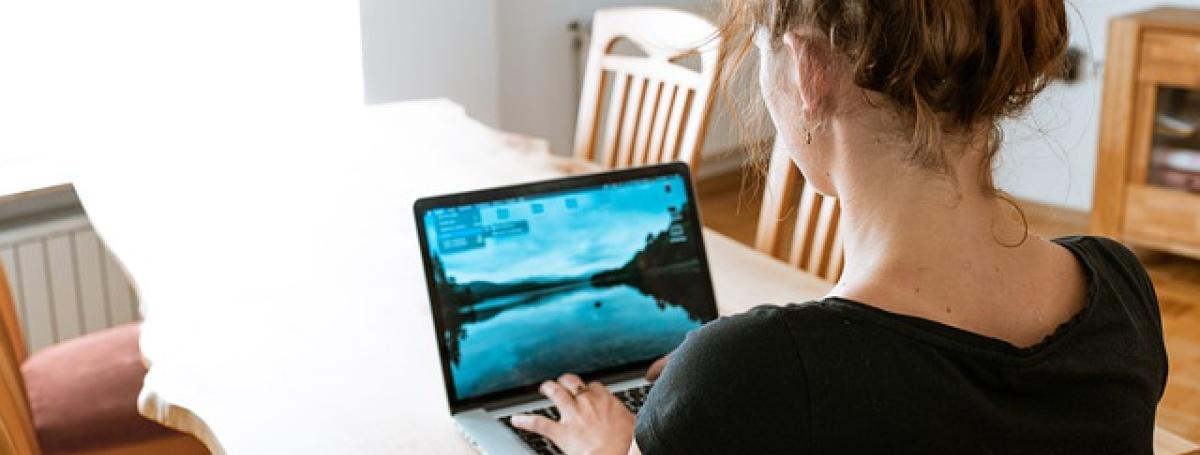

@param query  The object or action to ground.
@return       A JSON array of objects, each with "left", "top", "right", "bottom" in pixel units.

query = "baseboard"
[
  {"left": 697, "top": 138, "right": 777, "bottom": 181},
  {"left": 1013, "top": 198, "right": 1090, "bottom": 238},
  {"left": 696, "top": 148, "right": 747, "bottom": 180}
]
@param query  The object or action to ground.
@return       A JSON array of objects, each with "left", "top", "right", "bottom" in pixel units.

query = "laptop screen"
[{"left": 416, "top": 165, "right": 717, "bottom": 407}]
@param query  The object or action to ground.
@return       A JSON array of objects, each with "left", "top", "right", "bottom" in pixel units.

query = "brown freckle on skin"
[
  {"left": 945, "top": 306, "right": 952, "bottom": 313},
  {"left": 915, "top": 287, "right": 920, "bottom": 294}
]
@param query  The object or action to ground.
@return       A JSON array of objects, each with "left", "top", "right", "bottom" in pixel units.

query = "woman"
[{"left": 512, "top": 1, "right": 1167, "bottom": 453}]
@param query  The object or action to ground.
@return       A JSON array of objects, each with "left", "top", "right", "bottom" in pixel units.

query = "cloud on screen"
[{"left": 428, "top": 176, "right": 687, "bottom": 284}]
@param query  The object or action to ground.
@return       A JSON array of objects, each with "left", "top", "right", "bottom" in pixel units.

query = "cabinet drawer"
[
  {"left": 1122, "top": 185, "right": 1200, "bottom": 259},
  {"left": 1139, "top": 32, "right": 1200, "bottom": 86},
  {"left": 1144, "top": 31, "right": 1200, "bottom": 66}
]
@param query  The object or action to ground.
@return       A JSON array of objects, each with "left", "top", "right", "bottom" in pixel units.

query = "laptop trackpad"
[{"left": 455, "top": 409, "right": 533, "bottom": 454}]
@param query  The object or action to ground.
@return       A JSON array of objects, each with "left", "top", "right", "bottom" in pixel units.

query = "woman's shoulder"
[
  {"left": 676, "top": 305, "right": 800, "bottom": 363},
  {"left": 636, "top": 304, "right": 821, "bottom": 452},
  {"left": 1054, "top": 235, "right": 1141, "bottom": 266},
  {"left": 637, "top": 303, "right": 873, "bottom": 452},
  {"left": 1053, "top": 235, "right": 1157, "bottom": 308},
  {"left": 687, "top": 304, "right": 836, "bottom": 350},
  {"left": 705, "top": 302, "right": 843, "bottom": 327},
  {"left": 673, "top": 303, "right": 853, "bottom": 370},
  {"left": 1053, "top": 235, "right": 1144, "bottom": 274}
]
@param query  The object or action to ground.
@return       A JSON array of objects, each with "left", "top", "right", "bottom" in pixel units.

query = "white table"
[{"left": 71, "top": 100, "right": 831, "bottom": 454}]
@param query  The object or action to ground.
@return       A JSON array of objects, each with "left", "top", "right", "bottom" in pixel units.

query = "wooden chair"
[
  {"left": 754, "top": 142, "right": 845, "bottom": 282},
  {"left": 0, "top": 262, "right": 208, "bottom": 455},
  {"left": 572, "top": 7, "right": 722, "bottom": 171}
]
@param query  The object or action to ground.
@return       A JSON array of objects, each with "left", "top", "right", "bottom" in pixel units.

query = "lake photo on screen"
[{"left": 422, "top": 174, "right": 712, "bottom": 400}]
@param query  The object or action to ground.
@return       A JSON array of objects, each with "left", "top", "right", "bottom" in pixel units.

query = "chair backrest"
[
  {"left": 754, "top": 142, "right": 845, "bottom": 282},
  {"left": 0, "top": 262, "right": 39, "bottom": 455},
  {"left": 572, "top": 7, "right": 721, "bottom": 171}
]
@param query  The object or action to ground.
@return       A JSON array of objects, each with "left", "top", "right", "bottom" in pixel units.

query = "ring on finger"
[{"left": 568, "top": 383, "right": 588, "bottom": 398}]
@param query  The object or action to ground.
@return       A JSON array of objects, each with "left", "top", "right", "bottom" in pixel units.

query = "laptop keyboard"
[{"left": 498, "top": 383, "right": 653, "bottom": 455}]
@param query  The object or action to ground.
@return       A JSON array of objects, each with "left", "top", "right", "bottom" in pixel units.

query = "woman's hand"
[{"left": 510, "top": 373, "right": 634, "bottom": 455}]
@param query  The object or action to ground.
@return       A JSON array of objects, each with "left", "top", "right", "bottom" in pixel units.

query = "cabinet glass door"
[{"left": 1150, "top": 87, "right": 1200, "bottom": 192}]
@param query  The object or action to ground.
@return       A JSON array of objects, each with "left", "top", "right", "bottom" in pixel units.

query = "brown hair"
[{"left": 719, "top": 0, "right": 1070, "bottom": 194}]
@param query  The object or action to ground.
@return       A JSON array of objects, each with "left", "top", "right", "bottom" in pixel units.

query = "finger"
[
  {"left": 557, "top": 373, "right": 586, "bottom": 396},
  {"left": 585, "top": 380, "right": 611, "bottom": 398},
  {"left": 646, "top": 354, "right": 671, "bottom": 382},
  {"left": 538, "top": 380, "right": 579, "bottom": 416},
  {"left": 510, "top": 414, "right": 561, "bottom": 440},
  {"left": 557, "top": 373, "right": 592, "bottom": 411},
  {"left": 585, "top": 382, "right": 634, "bottom": 416}
]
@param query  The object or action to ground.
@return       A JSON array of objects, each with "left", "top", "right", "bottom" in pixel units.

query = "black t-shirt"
[{"left": 635, "top": 236, "right": 1168, "bottom": 454}]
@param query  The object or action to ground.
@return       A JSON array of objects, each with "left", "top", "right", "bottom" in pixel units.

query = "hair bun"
[{"left": 721, "top": 0, "right": 1069, "bottom": 189}]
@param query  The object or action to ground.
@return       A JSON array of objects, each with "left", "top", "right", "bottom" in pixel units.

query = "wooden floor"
[{"left": 696, "top": 169, "right": 1200, "bottom": 443}]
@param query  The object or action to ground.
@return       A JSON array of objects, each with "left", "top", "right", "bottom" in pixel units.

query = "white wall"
[
  {"left": 359, "top": 0, "right": 501, "bottom": 125},
  {"left": 359, "top": 0, "right": 1200, "bottom": 210},
  {"left": 493, "top": 1, "right": 581, "bottom": 156},
  {"left": 997, "top": 0, "right": 1200, "bottom": 211}
]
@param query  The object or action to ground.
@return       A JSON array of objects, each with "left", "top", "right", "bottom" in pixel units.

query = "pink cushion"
[{"left": 21, "top": 322, "right": 183, "bottom": 455}]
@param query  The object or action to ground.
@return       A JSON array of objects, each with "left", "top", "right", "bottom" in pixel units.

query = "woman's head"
[{"left": 723, "top": 0, "right": 1069, "bottom": 197}]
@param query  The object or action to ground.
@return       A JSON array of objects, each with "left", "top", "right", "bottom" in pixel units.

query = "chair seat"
[{"left": 21, "top": 322, "right": 187, "bottom": 455}]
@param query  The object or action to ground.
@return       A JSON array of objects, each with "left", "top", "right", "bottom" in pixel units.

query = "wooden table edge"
[{"left": 138, "top": 353, "right": 228, "bottom": 455}]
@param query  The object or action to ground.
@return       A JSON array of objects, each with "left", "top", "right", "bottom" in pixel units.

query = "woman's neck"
[{"left": 822, "top": 117, "right": 1036, "bottom": 321}]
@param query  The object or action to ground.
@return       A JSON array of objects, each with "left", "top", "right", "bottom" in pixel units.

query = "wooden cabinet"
[{"left": 1093, "top": 8, "right": 1200, "bottom": 259}]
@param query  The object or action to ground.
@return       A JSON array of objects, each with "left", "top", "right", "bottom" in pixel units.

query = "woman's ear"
[{"left": 781, "top": 31, "right": 831, "bottom": 121}]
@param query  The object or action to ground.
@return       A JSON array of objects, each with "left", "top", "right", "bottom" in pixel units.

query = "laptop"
[{"left": 413, "top": 162, "right": 719, "bottom": 455}]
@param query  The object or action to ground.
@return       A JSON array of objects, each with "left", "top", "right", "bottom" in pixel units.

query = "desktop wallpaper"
[{"left": 423, "top": 174, "right": 711, "bottom": 400}]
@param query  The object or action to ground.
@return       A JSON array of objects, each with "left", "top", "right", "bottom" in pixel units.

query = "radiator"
[{"left": 0, "top": 187, "right": 138, "bottom": 354}]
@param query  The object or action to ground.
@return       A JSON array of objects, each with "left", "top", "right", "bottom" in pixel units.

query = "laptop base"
[{"left": 453, "top": 377, "right": 647, "bottom": 454}]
